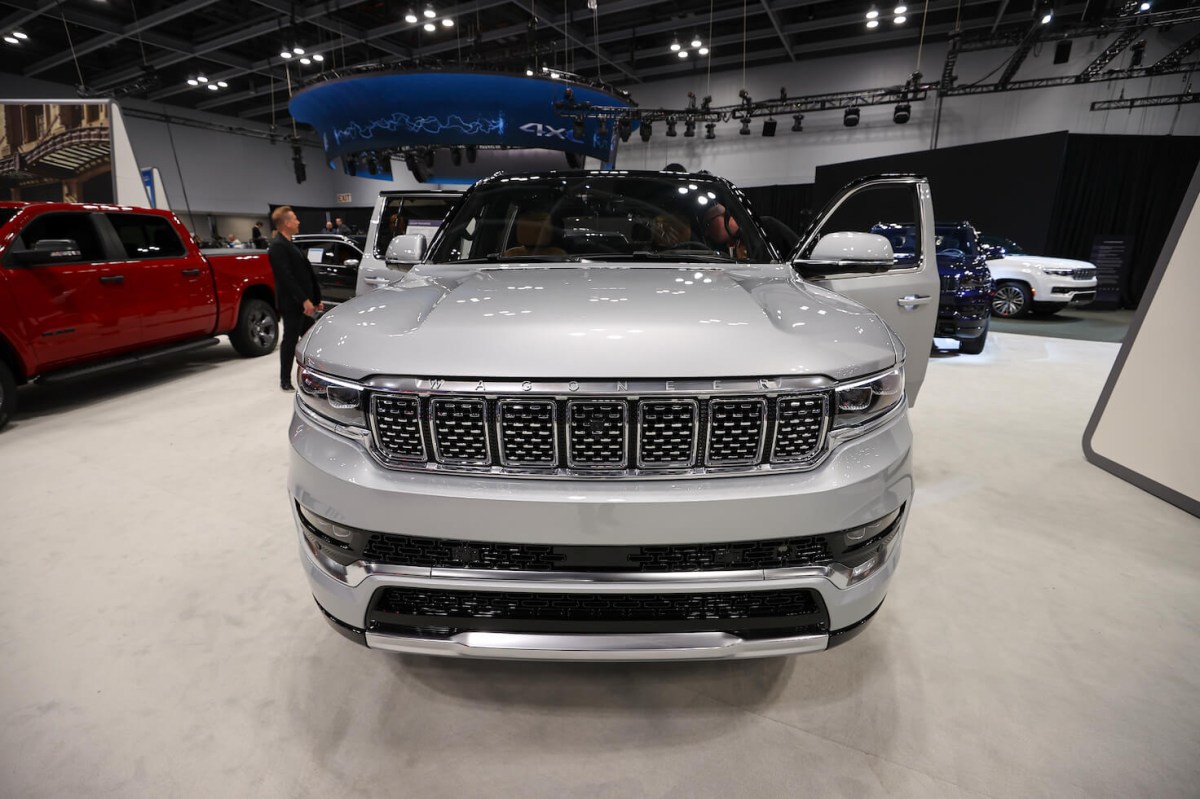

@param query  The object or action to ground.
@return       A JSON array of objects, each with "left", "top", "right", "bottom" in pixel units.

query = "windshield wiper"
[{"left": 450, "top": 255, "right": 581, "bottom": 264}]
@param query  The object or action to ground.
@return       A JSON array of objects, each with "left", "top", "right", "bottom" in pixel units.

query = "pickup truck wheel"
[
  {"left": 0, "top": 360, "right": 16, "bottom": 430},
  {"left": 959, "top": 320, "right": 989, "bottom": 355},
  {"left": 230, "top": 298, "right": 279, "bottom": 357},
  {"left": 992, "top": 282, "right": 1031, "bottom": 318}
]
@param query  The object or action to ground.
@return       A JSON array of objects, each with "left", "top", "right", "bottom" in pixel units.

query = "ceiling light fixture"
[
  {"left": 196, "top": 75, "right": 208, "bottom": 83},
  {"left": 405, "top": 9, "right": 418, "bottom": 23},
  {"left": 280, "top": 50, "right": 292, "bottom": 58},
  {"left": 894, "top": 15, "right": 907, "bottom": 24},
  {"left": 525, "top": 68, "right": 534, "bottom": 76},
  {"left": 670, "top": 36, "right": 681, "bottom": 52},
  {"left": 739, "top": 115, "right": 751, "bottom": 135},
  {"left": 300, "top": 57, "right": 311, "bottom": 64},
  {"left": 867, "top": 19, "right": 879, "bottom": 28},
  {"left": 187, "top": 78, "right": 199, "bottom": 86},
  {"left": 704, "top": 122, "right": 716, "bottom": 139},
  {"left": 866, "top": 8, "right": 879, "bottom": 19},
  {"left": 791, "top": 114, "right": 804, "bottom": 132},
  {"left": 698, "top": 46, "right": 709, "bottom": 55},
  {"left": 423, "top": 22, "right": 436, "bottom": 31},
  {"left": 894, "top": 5, "right": 907, "bottom": 13},
  {"left": 312, "top": 53, "right": 324, "bottom": 62},
  {"left": 441, "top": 18, "right": 454, "bottom": 27},
  {"left": 423, "top": 5, "right": 436, "bottom": 18},
  {"left": 893, "top": 103, "right": 911, "bottom": 123},
  {"left": 13, "top": 31, "right": 28, "bottom": 39},
  {"left": 3, "top": 36, "right": 17, "bottom": 45},
  {"left": 216, "top": 80, "right": 228, "bottom": 88},
  {"left": 844, "top": 107, "right": 860, "bottom": 127},
  {"left": 691, "top": 35, "right": 702, "bottom": 48},
  {"left": 677, "top": 50, "right": 688, "bottom": 58},
  {"left": 1139, "top": 1, "right": 1151, "bottom": 9},
  {"left": 207, "top": 84, "right": 219, "bottom": 91},
  {"left": 293, "top": 46, "right": 304, "bottom": 55}
]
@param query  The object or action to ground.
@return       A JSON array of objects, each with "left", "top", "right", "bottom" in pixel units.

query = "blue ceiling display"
[{"left": 288, "top": 70, "right": 635, "bottom": 180}]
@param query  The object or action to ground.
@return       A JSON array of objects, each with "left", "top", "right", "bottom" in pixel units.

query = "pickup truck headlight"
[
  {"left": 832, "top": 367, "right": 904, "bottom": 430},
  {"left": 1039, "top": 266, "right": 1076, "bottom": 276},
  {"left": 297, "top": 366, "right": 367, "bottom": 429}
]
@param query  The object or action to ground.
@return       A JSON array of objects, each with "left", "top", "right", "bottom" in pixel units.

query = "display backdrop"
[
  {"left": 289, "top": 71, "right": 633, "bottom": 179},
  {"left": 0, "top": 100, "right": 114, "bottom": 202}
]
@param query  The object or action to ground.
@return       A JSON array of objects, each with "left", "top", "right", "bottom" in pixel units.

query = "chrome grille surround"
[{"left": 363, "top": 376, "right": 843, "bottom": 479}]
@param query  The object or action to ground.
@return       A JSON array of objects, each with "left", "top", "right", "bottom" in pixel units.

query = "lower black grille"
[
  {"left": 368, "top": 586, "right": 828, "bottom": 634},
  {"left": 360, "top": 531, "right": 834, "bottom": 572}
]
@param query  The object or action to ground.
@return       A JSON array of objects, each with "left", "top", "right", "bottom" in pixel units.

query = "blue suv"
[{"left": 872, "top": 222, "right": 994, "bottom": 355}]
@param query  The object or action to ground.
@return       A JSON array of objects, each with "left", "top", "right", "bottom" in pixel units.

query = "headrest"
[{"left": 516, "top": 212, "right": 555, "bottom": 247}]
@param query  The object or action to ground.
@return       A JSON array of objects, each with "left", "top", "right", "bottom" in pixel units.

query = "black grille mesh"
[
  {"left": 638, "top": 401, "right": 697, "bottom": 466},
  {"left": 431, "top": 399, "right": 490, "bottom": 464},
  {"left": 772, "top": 396, "right": 825, "bottom": 462},
  {"left": 372, "top": 396, "right": 425, "bottom": 460},
  {"left": 372, "top": 586, "right": 822, "bottom": 622},
  {"left": 360, "top": 532, "right": 834, "bottom": 572},
  {"left": 707, "top": 398, "right": 767, "bottom": 464},
  {"left": 568, "top": 401, "right": 627, "bottom": 467},
  {"left": 498, "top": 400, "right": 557, "bottom": 466}
]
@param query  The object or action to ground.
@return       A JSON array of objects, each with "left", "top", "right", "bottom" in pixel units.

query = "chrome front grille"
[
  {"left": 368, "top": 381, "right": 831, "bottom": 477},
  {"left": 1073, "top": 267, "right": 1097, "bottom": 280}
]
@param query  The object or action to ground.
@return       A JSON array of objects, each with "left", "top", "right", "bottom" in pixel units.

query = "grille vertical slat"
[
  {"left": 771, "top": 396, "right": 826, "bottom": 463},
  {"left": 497, "top": 400, "right": 558, "bottom": 467},
  {"left": 372, "top": 396, "right": 426, "bottom": 460},
  {"left": 567, "top": 401, "right": 628, "bottom": 468},
  {"left": 431, "top": 398, "right": 491, "bottom": 465},
  {"left": 638, "top": 400, "right": 698, "bottom": 467},
  {"left": 706, "top": 398, "right": 767, "bottom": 466}
]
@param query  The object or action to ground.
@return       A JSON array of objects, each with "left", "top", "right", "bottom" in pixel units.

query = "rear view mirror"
[
  {"left": 795, "top": 232, "right": 894, "bottom": 278},
  {"left": 343, "top": 258, "right": 360, "bottom": 268},
  {"left": 385, "top": 234, "right": 426, "bottom": 265},
  {"left": 12, "top": 239, "right": 82, "bottom": 266}
]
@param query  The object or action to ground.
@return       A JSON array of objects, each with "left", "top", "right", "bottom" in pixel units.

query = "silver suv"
[{"left": 288, "top": 170, "right": 938, "bottom": 660}]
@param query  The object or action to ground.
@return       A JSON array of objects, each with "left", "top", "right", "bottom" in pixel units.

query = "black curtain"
[
  {"left": 740, "top": 183, "right": 816, "bottom": 234},
  {"left": 1046, "top": 134, "right": 1200, "bottom": 308}
]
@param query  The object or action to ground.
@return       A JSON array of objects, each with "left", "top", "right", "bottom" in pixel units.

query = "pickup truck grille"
[{"left": 369, "top": 385, "right": 830, "bottom": 477}]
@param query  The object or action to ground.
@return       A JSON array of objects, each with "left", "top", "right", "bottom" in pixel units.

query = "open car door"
[{"left": 789, "top": 175, "right": 939, "bottom": 404}]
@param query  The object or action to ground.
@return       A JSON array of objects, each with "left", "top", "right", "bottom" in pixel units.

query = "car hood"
[
  {"left": 993, "top": 254, "right": 1095, "bottom": 271},
  {"left": 300, "top": 264, "right": 898, "bottom": 380}
]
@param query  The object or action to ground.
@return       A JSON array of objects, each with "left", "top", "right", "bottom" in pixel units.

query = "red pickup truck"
[{"left": 0, "top": 201, "right": 278, "bottom": 429}]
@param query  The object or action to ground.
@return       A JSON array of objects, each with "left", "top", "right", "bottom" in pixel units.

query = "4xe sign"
[{"left": 519, "top": 122, "right": 573, "bottom": 141}]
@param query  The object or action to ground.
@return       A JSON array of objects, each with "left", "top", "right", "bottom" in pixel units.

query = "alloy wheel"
[{"left": 993, "top": 286, "right": 1025, "bottom": 318}]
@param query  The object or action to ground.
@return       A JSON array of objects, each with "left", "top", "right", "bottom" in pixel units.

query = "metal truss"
[
  {"left": 942, "top": 62, "right": 1198, "bottom": 96},
  {"left": 1091, "top": 92, "right": 1198, "bottom": 111}
]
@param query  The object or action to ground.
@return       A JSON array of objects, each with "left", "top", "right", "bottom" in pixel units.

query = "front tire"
[
  {"left": 230, "top": 298, "right": 279, "bottom": 357},
  {"left": 992, "top": 282, "right": 1032, "bottom": 318},
  {"left": 959, "top": 320, "right": 989, "bottom": 355},
  {"left": 0, "top": 360, "right": 17, "bottom": 431}
]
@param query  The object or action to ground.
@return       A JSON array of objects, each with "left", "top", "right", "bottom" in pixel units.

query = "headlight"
[
  {"left": 832, "top": 367, "right": 904, "bottom": 430},
  {"left": 297, "top": 366, "right": 367, "bottom": 429},
  {"left": 1039, "top": 266, "right": 1075, "bottom": 276}
]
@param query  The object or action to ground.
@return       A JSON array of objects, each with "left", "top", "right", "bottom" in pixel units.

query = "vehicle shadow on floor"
[{"left": 10, "top": 343, "right": 244, "bottom": 424}]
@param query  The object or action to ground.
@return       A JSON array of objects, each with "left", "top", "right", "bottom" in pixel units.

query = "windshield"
[
  {"left": 980, "top": 235, "right": 1026, "bottom": 255},
  {"left": 427, "top": 173, "right": 773, "bottom": 264}
]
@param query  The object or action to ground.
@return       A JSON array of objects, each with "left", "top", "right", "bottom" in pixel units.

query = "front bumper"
[{"left": 290, "top": 401, "right": 912, "bottom": 660}]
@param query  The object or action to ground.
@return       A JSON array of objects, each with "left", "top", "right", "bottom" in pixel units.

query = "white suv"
[{"left": 980, "top": 235, "right": 1098, "bottom": 318}]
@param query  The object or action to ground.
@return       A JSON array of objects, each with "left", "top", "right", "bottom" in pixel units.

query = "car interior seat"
[{"left": 503, "top": 211, "right": 567, "bottom": 257}]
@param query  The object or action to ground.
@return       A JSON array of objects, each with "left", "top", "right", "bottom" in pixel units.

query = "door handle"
[
  {"left": 181, "top": 268, "right": 202, "bottom": 276},
  {"left": 897, "top": 294, "right": 931, "bottom": 308},
  {"left": 365, "top": 276, "right": 390, "bottom": 286},
  {"left": 99, "top": 275, "right": 125, "bottom": 284}
]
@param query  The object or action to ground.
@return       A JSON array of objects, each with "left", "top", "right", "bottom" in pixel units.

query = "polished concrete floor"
[{"left": 1, "top": 332, "right": 1197, "bottom": 799}]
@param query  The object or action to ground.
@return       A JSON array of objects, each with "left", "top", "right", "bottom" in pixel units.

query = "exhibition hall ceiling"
[{"left": 0, "top": 0, "right": 1195, "bottom": 123}]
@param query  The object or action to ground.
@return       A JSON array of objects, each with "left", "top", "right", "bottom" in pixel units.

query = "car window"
[
  {"left": 374, "top": 196, "right": 458, "bottom": 259},
  {"left": 0, "top": 209, "right": 16, "bottom": 229},
  {"left": 816, "top": 184, "right": 923, "bottom": 270},
  {"left": 106, "top": 213, "right": 187, "bottom": 259},
  {"left": 427, "top": 175, "right": 772, "bottom": 264},
  {"left": 15, "top": 212, "right": 107, "bottom": 263}
]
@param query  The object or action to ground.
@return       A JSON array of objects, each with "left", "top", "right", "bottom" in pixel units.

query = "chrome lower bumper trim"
[{"left": 363, "top": 629, "right": 829, "bottom": 661}]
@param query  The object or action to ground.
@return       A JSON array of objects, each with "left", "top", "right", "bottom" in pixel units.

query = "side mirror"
[
  {"left": 794, "top": 232, "right": 894, "bottom": 278},
  {"left": 11, "top": 239, "right": 83, "bottom": 266},
  {"left": 343, "top": 258, "right": 360, "bottom": 268},
  {"left": 385, "top": 233, "right": 426, "bottom": 265}
]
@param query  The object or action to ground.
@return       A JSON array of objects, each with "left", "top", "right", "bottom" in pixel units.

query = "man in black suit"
[
  {"left": 251, "top": 221, "right": 267, "bottom": 249},
  {"left": 268, "top": 206, "right": 324, "bottom": 391}
]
